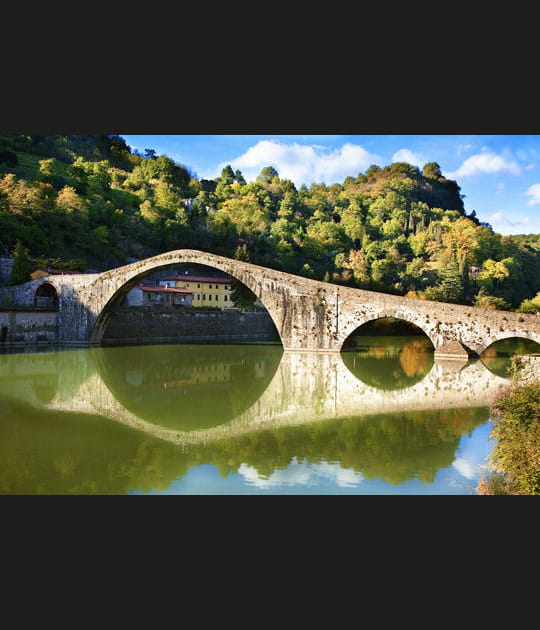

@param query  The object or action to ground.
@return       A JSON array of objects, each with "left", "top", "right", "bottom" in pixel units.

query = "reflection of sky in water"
[{"left": 137, "top": 420, "right": 495, "bottom": 495}]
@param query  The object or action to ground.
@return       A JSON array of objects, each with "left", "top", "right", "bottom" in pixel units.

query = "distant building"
[
  {"left": 470, "top": 266, "right": 482, "bottom": 279},
  {"left": 125, "top": 284, "right": 193, "bottom": 308},
  {"left": 159, "top": 273, "right": 235, "bottom": 309},
  {"left": 30, "top": 268, "right": 82, "bottom": 280}
]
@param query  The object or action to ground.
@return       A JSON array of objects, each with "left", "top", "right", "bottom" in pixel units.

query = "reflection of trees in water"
[
  {"left": 342, "top": 336, "right": 434, "bottom": 390},
  {"left": 399, "top": 339, "right": 434, "bottom": 378},
  {"left": 481, "top": 338, "right": 540, "bottom": 378},
  {"left": 196, "top": 406, "right": 488, "bottom": 485},
  {"left": 0, "top": 396, "right": 489, "bottom": 493},
  {"left": 0, "top": 399, "right": 194, "bottom": 495}
]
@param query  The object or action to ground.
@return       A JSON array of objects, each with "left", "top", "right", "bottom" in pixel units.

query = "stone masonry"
[{"left": 0, "top": 249, "right": 539, "bottom": 355}]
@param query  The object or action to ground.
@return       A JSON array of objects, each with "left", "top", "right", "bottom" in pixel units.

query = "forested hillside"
[{"left": 1, "top": 134, "right": 540, "bottom": 311}]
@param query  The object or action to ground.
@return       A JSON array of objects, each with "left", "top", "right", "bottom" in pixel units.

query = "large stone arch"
[{"left": 84, "top": 250, "right": 286, "bottom": 345}]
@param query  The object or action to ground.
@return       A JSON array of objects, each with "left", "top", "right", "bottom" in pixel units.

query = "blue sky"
[{"left": 121, "top": 134, "right": 540, "bottom": 236}]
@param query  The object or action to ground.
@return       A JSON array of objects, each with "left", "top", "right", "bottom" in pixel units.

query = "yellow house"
[{"left": 159, "top": 274, "right": 235, "bottom": 308}]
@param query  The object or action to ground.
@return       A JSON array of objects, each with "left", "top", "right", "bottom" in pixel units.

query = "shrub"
[{"left": 481, "top": 381, "right": 540, "bottom": 494}]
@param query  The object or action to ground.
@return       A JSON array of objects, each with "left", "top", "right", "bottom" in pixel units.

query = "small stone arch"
[
  {"left": 479, "top": 332, "right": 540, "bottom": 357},
  {"left": 339, "top": 312, "right": 436, "bottom": 352},
  {"left": 34, "top": 282, "right": 59, "bottom": 310}
]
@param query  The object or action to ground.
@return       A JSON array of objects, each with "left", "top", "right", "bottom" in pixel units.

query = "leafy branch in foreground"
[{"left": 477, "top": 366, "right": 540, "bottom": 495}]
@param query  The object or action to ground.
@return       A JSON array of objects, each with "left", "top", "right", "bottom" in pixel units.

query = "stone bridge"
[{"left": 2, "top": 248, "right": 540, "bottom": 356}]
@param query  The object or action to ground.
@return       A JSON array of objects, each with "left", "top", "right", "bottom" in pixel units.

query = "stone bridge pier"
[{"left": 1, "top": 249, "right": 540, "bottom": 355}]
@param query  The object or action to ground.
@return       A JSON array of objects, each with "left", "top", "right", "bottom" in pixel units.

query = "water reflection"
[
  {"left": 93, "top": 345, "right": 283, "bottom": 430},
  {"left": 342, "top": 336, "right": 434, "bottom": 389},
  {"left": 480, "top": 337, "right": 540, "bottom": 377},
  {"left": 0, "top": 341, "right": 511, "bottom": 494}
]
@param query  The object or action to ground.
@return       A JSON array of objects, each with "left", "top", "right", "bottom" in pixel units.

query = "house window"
[
  {"left": 197, "top": 294, "right": 200, "bottom": 300},
  {"left": 224, "top": 295, "right": 228, "bottom": 301},
  {"left": 203, "top": 294, "right": 206, "bottom": 300},
  {"left": 209, "top": 284, "right": 212, "bottom": 289},
  {"left": 197, "top": 283, "right": 200, "bottom": 288}
]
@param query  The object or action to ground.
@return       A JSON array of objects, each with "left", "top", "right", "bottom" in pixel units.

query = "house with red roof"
[{"left": 125, "top": 283, "right": 193, "bottom": 309}]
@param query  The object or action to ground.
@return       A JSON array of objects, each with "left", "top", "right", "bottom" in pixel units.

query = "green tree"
[
  {"left": 230, "top": 245, "right": 257, "bottom": 308},
  {"left": 422, "top": 162, "right": 442, "bottom": 179},
  {"left": 234, "top": 169, "right": 246, "bottom": 185},
  {"left": 473, "top": 289, "right": 511, "bottom": 310},
  {"left": 257, "top": 166, "right": 279, "bottom": 183},
  {"left": 9, "top": 239, "right": 33, "bottom": 285},
  {"left": 430, "top": 257, "right": 464, "bottom": 303},
  {"left": 517, "top": 291, "right": 540, "bottom": 313}
]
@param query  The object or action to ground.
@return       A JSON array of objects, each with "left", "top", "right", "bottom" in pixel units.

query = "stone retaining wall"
[
  {"left": 0, "top": 310, "right": 58, "bottom": 345},
  {"left": 101, "top": 308, "right": 279, "bottom": 345}
]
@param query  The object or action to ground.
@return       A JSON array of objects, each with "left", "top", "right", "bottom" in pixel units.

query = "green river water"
[{"left": 1, "top": 336, "right": 537, "bottom": 494}]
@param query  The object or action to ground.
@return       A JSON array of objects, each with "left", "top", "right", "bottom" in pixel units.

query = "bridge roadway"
[
  {"left": 0, "top": 350, "right": 510, "bottom": 448},
  {"left": 2, "top": 249, "right": 540, "bottom": 355}
]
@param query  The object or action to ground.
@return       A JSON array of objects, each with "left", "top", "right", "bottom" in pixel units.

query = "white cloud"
[
  {"left": 525, "top": 183, "right": 540, "bottom": 206},
  {"left": 487, "top": 211, "right": 522, "bottom": 226},
  {"left": 452, "top": 456, "right": 479, "bottom": 480},
  {"left": 216, "top": 140, "right": 382, "bottom": 187},
  {"left": 391, "top": 148, "right": 424, "bottom": 167},
  {"left": 447, "top": 151, "right": 522, "bottom": 178},
  {"left": 237, "top": 458, "right": 364, "bottom": 489},
  {"left": 494, "top": 183, "right": 505, "bottom": 195},
  {"left": 457, "top": 143, "right": 473, "bottom": 157},
  {"left": 486, "top": 212, "right": 540, "bottom": 234}
]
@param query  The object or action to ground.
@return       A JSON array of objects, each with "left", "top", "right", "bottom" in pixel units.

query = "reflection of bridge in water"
[{"left": 0, "top": 347, "right": 510, "bottom": 448}]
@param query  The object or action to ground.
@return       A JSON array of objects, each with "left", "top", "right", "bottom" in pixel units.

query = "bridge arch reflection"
[
  {"left": 0, "top": 343, "right": 514, "bottom": 494},
  {"left": 0, "top": 342, "right": 509, "bottom": 447},
  {"left": 341, "top": 317, "right": 435, "bottom": 389},
  {"left": 480, "top": 337, "right": 540, "bottom": 378}
]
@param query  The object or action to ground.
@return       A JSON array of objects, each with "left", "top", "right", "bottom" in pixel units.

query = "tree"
[
  {"left": 517, "top": 291, "right": 540, "bottom": 313},
  {"left": 474, "top": 289, "right": 511, "bottom": 310},
  {"left": 257, "top": 166, "right": 279, "bottom": 183},
  {"left": 219, "top": 165, "right": 236, "bottom": 185},
  {"left": 431, "top": 257, "right": 464, "bottom": 303},
  {"left": 230, "top": 245, "right": 257, "bottom": 308},
  {"left": 9, "top": 240, "right": 33, "bottom": 285},
  {"left": 480, "top": 380, "right": 540, "bottom": 494},
  {"left": 342, "top": 249, "right": 370, "bottom": 287},
  {"left": 422, "top": 162, "right": 442, "bottom": 179},
  {"left": 234, "top": 169, "right": 246, "bottom": 186}
]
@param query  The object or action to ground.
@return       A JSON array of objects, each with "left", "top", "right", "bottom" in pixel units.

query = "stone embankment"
[
  {"left": 101, "top": 308, "right": 279, "bottom": 345},
  {"left": 0, "top": 306, "right": 279, "bottom": 347}
]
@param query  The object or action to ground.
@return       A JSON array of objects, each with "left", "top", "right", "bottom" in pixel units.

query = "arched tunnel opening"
[
  {"left": 99, "top": 263, "right": 281, "bottom": 347},
  {"left": 341, "top": 317, "right": 435, "bottom": 390},
  {"left": 480, "top": 337, "right": 540, "bottom": 378},
  {"left": 34, "top": 283, "right": 59, "bottom": 310}
]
